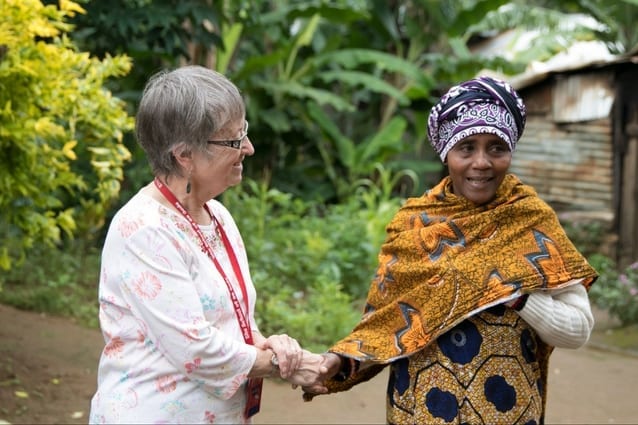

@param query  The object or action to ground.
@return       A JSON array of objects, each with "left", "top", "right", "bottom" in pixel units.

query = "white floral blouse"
[{"left": 89, "top": 191, "right": 258, "bottom": 424}]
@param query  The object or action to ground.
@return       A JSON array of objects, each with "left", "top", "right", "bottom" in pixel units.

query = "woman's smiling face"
[
  {"left": 445, "top": 133, "right": 512, "bottom": 205},
  {"left": 190, "top": 118, "right": 255, "bottom": 199}
]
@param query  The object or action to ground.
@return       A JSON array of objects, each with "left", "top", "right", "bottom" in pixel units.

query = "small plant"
[
  {"left": 221, "top": 178, "right": 405, "bottom": 349},
  {"left": 0, "top": 237, "right": 100, "bottom": 328},
  {"left": 560, "top": 218, "right": 608, "bottom": 257},
  {"left": 588, "top": 254, "right": 638, "bottom": 327}
]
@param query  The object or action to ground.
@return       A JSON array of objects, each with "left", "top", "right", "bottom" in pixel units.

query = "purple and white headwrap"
[{"left": 427, "top": 76, "right": 526, "bottom": 161}]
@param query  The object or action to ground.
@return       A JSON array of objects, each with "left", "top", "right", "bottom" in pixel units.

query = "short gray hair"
[{"left": 135, "top": 65, "right": 245, "bottom": 177}]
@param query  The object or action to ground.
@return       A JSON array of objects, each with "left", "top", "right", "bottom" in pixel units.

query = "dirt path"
[
  {"left": 1, "top": 303, "right": 637, "bottom": 424},
  {"left": 255, "top": 347, "right": 638, "bottom": 424}
]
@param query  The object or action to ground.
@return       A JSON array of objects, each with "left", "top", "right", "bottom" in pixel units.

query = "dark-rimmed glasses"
[{"left": 207, "top": 121, "right": 249, "bottom": 149}]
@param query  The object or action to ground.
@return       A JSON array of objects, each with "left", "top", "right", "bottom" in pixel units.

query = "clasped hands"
[
  {"left": 286, "top": 351, "right": 342, "bottom": 395},
  {"left": 259, "top": 334, "right": 340, "bottom": 394}
]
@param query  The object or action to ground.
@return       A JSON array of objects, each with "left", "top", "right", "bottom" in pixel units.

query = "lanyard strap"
[{"left": 154, "top": 178, "right": 253, "bottom": 344}]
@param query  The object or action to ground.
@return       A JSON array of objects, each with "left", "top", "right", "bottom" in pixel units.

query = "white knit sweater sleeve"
[{"left": 517, "top": 281, "right": 594, "bottom": 349}]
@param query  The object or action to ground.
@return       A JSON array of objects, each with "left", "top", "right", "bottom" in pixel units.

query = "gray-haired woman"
[{"left": 90, "top": 65, "right": 323, "bottom": 424}]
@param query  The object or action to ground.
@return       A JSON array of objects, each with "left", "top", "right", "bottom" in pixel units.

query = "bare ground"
[{"left": 1, "top": 303, "right": 637, "bottom": 424}]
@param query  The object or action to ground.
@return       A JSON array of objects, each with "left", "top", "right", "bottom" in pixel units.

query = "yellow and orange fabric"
[{"left": 312, "top": 174, "right": 597, "bottom": 397}]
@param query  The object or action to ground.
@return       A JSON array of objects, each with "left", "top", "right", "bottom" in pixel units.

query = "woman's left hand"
[{"left": 258, "top": 334, "right": 303, "bottom": 379}]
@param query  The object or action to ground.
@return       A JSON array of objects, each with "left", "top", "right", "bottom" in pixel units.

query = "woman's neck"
[{"left": 148, "top": 178, "right": 212, "bottom": 225}]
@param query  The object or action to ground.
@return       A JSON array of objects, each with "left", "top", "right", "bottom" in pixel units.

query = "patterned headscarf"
[{"left": 427, "top": 76, "right": 526, "bottom": 161}]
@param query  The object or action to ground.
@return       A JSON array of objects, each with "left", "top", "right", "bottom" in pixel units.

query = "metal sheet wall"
[{"left": 512, "top": 73, "right": 614, "bottom": 215}]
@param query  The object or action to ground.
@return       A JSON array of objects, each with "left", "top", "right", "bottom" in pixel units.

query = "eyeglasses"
[{"left": 207, "top": 121, "right": 249, "bottom": 149}]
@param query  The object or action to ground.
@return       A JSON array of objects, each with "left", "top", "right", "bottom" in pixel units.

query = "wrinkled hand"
[
  {"left": 256, "top": 334, "right": 302, "bottom": 379},
  {"left": 298, "top": 352, "right": 342, "bottom": 395},
  {"left": 285, "top": 350, "right": 330, "bottom": 388}
]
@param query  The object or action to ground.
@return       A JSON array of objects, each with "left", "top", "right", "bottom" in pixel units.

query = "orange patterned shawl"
[{"left": 315, "top": 174, "right": 597, "bottom": 396}]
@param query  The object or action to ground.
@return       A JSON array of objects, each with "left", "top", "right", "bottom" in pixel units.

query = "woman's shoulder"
[
  {"left": 206, "top": 199, "right": 243, "bottom": 239},
  {"left": 206, "top": 198, "right": 234, "bottom": 220},
  {"left": 112, "top": 190, "right": 162, "bottom": 220},
  {"left": 106, "top": 191, "right": 181, "bottom": 240}
]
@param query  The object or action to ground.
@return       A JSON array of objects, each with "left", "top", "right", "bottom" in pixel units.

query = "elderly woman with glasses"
[
  {"left": 89, "top": 65, "right": 324, "bottom": 424},
  {"left": 302, "top": 76, "right": 598, "bottom": 424}
]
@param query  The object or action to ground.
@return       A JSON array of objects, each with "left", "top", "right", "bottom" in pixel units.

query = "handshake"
[{"left": 276, "top": 350, "right": 342, "bottom": 396}]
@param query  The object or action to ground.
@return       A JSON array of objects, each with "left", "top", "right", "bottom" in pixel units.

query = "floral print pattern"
[{"left": 90, "top": 191, "right": 258, "bottom": 424}]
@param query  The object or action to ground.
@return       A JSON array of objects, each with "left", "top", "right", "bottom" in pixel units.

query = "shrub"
[
  {"left": 0, "top": 0, "right": 133, "bottom": 270},
  {"left": 0, "top": 238, "right": 100, "bottom": 328},
  {"left": 588, "top": 254, "right": 638, "bottom": 327},
  {"left": 1, "top": 176, "right": 404, "bottom": 352},
  {"left": 560, "top": 217, "right": 608, "bottom": 258},
  {"left": 222, "top": 178, "right": 404, "bottom": 350}
]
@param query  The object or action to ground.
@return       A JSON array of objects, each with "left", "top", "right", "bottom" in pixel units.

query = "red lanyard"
[{"left": 154, "top": 178, "right": 253, "bottom": 345}]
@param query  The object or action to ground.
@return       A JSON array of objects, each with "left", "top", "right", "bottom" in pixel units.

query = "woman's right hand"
[
  {"left": 295, "top": 352, "right": 342, "bottom": 395},
  {"left": 260, "top": 334, "right": 302, "bottom": 379},
  {"left": 285, "top": 350, "right": 330, "bottom": 388}
]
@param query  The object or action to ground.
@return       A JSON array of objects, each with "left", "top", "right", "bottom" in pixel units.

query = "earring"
[{"left": 186, "top": 178, "right": 191, "bottom": 194}]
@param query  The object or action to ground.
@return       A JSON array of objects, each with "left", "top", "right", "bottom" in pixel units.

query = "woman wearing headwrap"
[{"left": 301, "top": 76, "right": 597, "bottom": 424}]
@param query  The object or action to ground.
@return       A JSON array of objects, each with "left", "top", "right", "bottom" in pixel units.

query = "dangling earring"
[{"left": 186, "top": 169, "right": 192, "bottom": 194}]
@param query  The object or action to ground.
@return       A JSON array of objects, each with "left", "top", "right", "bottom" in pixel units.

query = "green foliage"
[
  {"left": 258, "top": 277, "right": 361, "bottom": 353},
  {"left": 64, "top": 0, "right": 223, "bottom": 61},
  {"left": 57, "top": 0, "right": 597, "bottom": 206},
  {"left": 470, "top": 2, "right": 599, "bottom": 64},
  {"left": 473, "top": 0, "right": 638, "bottom": 58},
  {"left": 0, "top": 176, "right": 404, "bottom": 352},
  {"left": 588, "top": 254, "right": 638, "bottom": 327},
  {"left": 7, "top": 0, "right": 636, "bottom": 346},
  {"left": 0, "top": 0, "right": 134, "bottom": 269},
  {"left": 230, "top": 2, "right": 438, "bottom": 202},
  {"left": 221, "top": 178, "right": 405, "bottom": 350},
  {"left": 0, "top": 240, "right": 100, "bottom": 328},
  {"left": 222, "top": 179, "right": 375, "bottom": 299},
  {"left": 59, "top": 0, "right": 226, "bottom": 99},
  {"left": 54, "top": 0, "right": 231, "bottom": 221},
  {"left": 229, "top": 0, "right": 621, "bottom": 203},
  {"left": 560, "top": 218, "right": 608, "bottom": 258},
  {"left": 560, "top": 217, "right": 638, "bottom": 326},
  {"left": 567, "top": 0, "right": 638, "bottom": 54}
]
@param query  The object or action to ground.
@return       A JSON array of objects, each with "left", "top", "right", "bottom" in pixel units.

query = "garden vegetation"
[{"left": 1, "top": 0, "right": 637, "bottom": 353}]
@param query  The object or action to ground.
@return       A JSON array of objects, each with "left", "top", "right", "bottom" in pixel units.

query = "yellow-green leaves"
[
  {"left": 0, "top": 0, "right": 133, "bottom": 270},
  {"left": 59, "top": 0, "right": 86, "bottom": 16},
  {"left": 62, "top": 140, "right": 77, "bottom": 160}
]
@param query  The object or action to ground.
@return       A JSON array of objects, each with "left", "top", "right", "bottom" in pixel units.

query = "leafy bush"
[
  {"left": 222, "top": 178, "right": 404, "bottom": 351},
  {"left": 0, "top": 239, "right": 100, "bottom": 328},
  {"left": 1, "top": 176, "right": 405, "bottom": 352},
  {"left": 0, "top": 0, "right": 134, "bottom": 270},
  {"left": 255, "top": 275, "right": 362, "bottom": 353},
  {"left": 588, "top": 254, "right": 638, "bottom": 327},
  {"left": 560, "top": 218, "right": 608, "bottom": 257}
]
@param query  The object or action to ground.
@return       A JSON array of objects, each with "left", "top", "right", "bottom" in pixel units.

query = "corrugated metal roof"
[
  {"left": 552, "top": 73, "right": 614, "bottom": 122},
  {"left": 472, "top": 31, "right": 638, "bottom": 89},
  {"left": 508, "top": 53, "right": 638, "bottom": 90}
]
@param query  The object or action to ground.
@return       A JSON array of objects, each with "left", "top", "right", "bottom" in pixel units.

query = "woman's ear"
[{"left": 171, "top": 143, "right": 192, "bottom": 167}]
